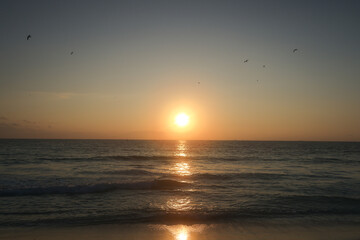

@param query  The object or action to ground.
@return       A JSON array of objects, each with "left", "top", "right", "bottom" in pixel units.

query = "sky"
[{"left": 0, "top": 0, "right": 359, "bottom": 141}]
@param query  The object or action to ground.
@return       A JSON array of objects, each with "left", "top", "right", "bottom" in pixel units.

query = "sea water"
[{"left": 0, "top": 140, "right": 359, "bottom": 227}]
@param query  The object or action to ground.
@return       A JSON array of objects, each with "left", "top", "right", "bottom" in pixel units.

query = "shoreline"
[{"left": 1, "top": 222, "right": 359, "bottom": 240}]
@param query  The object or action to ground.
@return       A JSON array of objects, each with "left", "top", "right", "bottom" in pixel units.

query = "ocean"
[{"left": 0, "top": 140, "right": 359, "bottom": 236}]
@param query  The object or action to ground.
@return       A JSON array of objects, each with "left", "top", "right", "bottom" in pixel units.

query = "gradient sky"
[{"left": 0, "top": 0, "right": 359, "bottom": 141}]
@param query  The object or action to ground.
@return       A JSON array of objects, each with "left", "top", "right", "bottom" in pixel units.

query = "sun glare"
[
  {"left": 176, "top": 231, "right": 188, "bottom": 240},
  {"left": 159, "top": 224, "right": 206, "bottom": 240},
  {"left": 175, "top": 113, "right": 189, "bottom": 127}
]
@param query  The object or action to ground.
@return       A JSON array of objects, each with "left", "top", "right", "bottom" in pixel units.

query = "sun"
[{"left": 175, "top": 113, "right": 189, "bottom": 127}]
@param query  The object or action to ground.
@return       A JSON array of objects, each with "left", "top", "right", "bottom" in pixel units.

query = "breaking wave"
[{"left": 0, "top": 179, "right": 192, "bottom": 197}]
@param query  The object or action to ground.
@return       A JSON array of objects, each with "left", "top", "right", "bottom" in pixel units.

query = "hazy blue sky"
[{"left": 0, "top": 0, "right": 359, "bottom": 140}]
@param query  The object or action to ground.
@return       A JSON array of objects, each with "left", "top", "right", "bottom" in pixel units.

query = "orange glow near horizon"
[{"left": 1, "top": 1, "right": 360, "bottom": 142}]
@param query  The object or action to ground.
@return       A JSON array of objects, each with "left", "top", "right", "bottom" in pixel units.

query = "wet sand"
[{"left": 1, "top": 223, "right": 359, "bottom": 240}]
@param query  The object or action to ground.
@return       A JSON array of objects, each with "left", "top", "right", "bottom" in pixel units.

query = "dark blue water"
[{"left": 0, "top": 140, "right": 359, "bottom": 227}]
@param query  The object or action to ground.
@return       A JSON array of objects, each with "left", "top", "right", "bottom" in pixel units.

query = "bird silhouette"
[
  {"left": 26, "top": 34, "right": 31, "bottom": 40},
  {"left": 263, "top": 65, "right": 266, "bottom": 68},
  {"left": 293, "top": 48, "right": 298, "bottom": 53},
  {"left": 197, "top": 82, "right": 200, "bottom": 84},
  {"left": 70, "top": 51, "right": 74, "bottom": 55},
  {"left": 244, "top": 59, "right": 249, "bottom": 63}
]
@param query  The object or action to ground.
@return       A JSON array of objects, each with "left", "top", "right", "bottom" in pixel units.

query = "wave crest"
[{"left": 0, "top": 179, "right": 191, "bottom": 197}]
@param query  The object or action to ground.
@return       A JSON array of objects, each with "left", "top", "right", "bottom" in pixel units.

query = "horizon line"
[{"left": 0, "top": 138, "right": 359, "bottom": 143}]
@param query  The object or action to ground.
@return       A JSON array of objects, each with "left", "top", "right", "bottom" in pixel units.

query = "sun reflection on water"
[
  {"left": 172, "top": 141, "right": 192, "bottom": 176},
  {"left": 176, "top": 227, "right": 188, "bottom": 240},
  {"left": 173, "top": 162, "right": 191, "bottom": 176},
  {"left": 166, "top": 197, "right": 192, "bottom": 211},
  {"left": 175, "top": 140, "right": 187, "bottom": 157},
  {"left": 157, "top": 141, "right": 204, "bottom": 239},
  {"left": 157, "top": 224, "right": 206, "bottom": 240}
]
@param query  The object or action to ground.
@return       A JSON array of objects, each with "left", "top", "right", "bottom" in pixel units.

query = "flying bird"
[
  {"left": 197, "top": 81, "right": 200, "bottom": 84},
  {"left": 244, "top": 59, "right": 249, "bottom": 63},
  {"left": 263, "top": 65, "right": 266, "bottom": 68},
  {"left": 293, "top": 48, "right": 298, "bottom": 53},
  {"left": 26, "top": 34, "right": 31, "bottom": 40},
  {"left": 70, "top": 51, "right": 74, "bottom": 55}
]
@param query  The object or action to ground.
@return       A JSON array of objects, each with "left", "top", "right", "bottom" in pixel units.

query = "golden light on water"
[
  {"left": 175, "top": 113, "right": 189, "bottom": 127},
  {"left": 173, "top": 162, "right": 191, "bottom": 176},
  {"left": 166, "top": 197, "right": 192, "bottom": 211},
  {"left": 176, "top": 229, "right": 188, "bottom": 240},
  {"left": 166, "top": 225, "right": 189, "bottom": 240},
  {"left": 156, "top": 224, "right": 207, "bottom": 240},
  {"left": 177, "top": 152, "right": 187, "bottom": 157},
  {"left": 175, "top": 140, "right": 187, "bottom": 157},
  {"left": 172, "top": 141, "right": 191, "bottom": 176}
]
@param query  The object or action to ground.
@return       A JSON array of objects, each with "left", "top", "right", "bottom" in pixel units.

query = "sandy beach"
[{"left": 1, "top": 223, "right": 360, "bottom": 240}]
